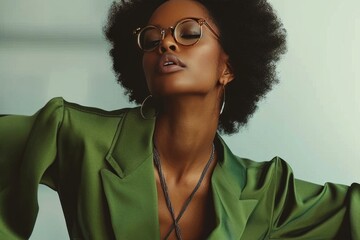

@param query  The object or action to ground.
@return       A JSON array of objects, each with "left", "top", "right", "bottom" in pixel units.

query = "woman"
[{"left": 0, "top": 0, "right": 359, "bottom": 239}]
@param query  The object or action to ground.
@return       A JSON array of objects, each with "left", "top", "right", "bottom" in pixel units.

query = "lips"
[{"left": 157, "top": 53, "right": 186, "bottom": 74}]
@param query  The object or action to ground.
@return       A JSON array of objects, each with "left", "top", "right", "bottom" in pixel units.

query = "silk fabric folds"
[{"left": 0, "top": 98, "right": 359, "bottom": 239}]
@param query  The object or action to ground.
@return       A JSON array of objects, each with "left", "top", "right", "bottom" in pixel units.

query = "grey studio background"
[{"left": 0, "top": 0, "right": 359, "bottom": 239}]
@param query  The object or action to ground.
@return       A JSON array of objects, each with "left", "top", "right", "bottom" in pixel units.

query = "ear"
[{"left": 219, "top": 62, "right": 234, "bottom": 85}]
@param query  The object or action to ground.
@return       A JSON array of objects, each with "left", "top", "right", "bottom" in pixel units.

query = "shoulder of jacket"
[
  {"left": 238, "top": 156, "right": 294, "bottom": 188},
  {"left": 41, "top": 97, "right": 65, "bottom": 113},
  {"left": 64, "top": 99, "right": 130, "bottom": 117},
  {"left": 39, "top": 98, "right": 140, "bottom": 136},
  {"left": 240, "top": 155, "right": 290, "bottom": 169},
  {"left": 43, "top": 97, "right": 134, "bottom": 118}
]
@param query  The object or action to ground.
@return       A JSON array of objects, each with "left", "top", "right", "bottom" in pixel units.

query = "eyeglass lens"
[{"left": 139, "top": 19, "right": 202, "bottom": 51}]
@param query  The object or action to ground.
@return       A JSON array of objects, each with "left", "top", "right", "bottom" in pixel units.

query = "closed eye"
[
  {"left": 144, "top": 40, "right": 161, "bottom": 49},
  {"left": 180, "top": 33, "right": 201, "bottom": 39}
]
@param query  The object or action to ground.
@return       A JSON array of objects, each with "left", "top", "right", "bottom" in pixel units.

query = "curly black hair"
[{"left": 104, "top": 0, "right": 287, "bottom": 134}]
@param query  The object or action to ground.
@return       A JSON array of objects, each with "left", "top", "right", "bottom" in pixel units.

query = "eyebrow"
[{"left": 148, "top": 16, "right": 205, "bottom": 27}]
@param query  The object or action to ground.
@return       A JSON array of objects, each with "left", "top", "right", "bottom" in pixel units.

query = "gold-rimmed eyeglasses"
[{"left": 133, "top": 17, "right": 219, "bottom": 52}]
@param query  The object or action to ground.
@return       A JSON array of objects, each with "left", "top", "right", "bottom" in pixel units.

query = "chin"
[{"left": 148, "top": 75, "right": 212, "bottom": 97}]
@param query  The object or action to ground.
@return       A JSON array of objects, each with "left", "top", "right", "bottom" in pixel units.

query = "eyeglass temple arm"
[{"left": 201, "top": 20, "right": 220, "bottom": 39}]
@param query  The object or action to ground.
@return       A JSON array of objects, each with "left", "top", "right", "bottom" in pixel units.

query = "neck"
[{"left": 153, "top": 94, "right": 220, "bottom": 180}]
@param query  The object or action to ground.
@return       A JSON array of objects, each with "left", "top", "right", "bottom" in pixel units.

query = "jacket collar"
[
  {"left": 101, "top": 107, "right": 258, "bottom": 239},
  {"left": 208, "top": 137, "right": 258, "bottom": 239}
]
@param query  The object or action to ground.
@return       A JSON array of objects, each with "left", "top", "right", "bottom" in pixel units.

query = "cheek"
[{"left": 191, "top": 45, "right": 223, "bottom": 82}]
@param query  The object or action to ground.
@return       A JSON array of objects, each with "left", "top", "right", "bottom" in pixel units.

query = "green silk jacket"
[{"left": 0, "top": 97, "right": 359, "bottom": 239}]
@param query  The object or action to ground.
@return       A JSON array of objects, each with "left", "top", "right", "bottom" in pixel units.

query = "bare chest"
[{"left": 155, "top": 177, "right": 216, "bottom": 240}]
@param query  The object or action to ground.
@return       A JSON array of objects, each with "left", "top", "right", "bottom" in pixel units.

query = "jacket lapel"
[
  {"left": 100, "top": 108, "right": 258, "bottom": 240},
  {"left": 208, "top": 137, "right": 258, "bottom": 239},
  {"left": 101, "top": 107, "right": 160, "bottom": 240}
]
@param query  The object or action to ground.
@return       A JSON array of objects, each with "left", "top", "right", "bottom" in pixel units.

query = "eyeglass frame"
[{"left": 133, "top": 17, "right": 220, "bottom": 52}]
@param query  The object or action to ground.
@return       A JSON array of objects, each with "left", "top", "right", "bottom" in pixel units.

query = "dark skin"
[{"left": 142, "top": 0, "right": 234, "bottom": 239}]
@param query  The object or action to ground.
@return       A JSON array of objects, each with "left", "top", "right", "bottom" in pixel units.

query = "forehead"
[{"left": 148, "top": 0, "right": 210, "bottom": 26}]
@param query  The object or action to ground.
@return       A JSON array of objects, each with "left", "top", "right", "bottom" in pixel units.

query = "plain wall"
[{"left": 0, "top": 0, "right": 359, "bottom": 239}]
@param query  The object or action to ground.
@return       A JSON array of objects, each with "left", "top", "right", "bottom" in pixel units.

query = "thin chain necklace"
[{"left": 153, "top": 143, "right": 215, "bottom": 240}]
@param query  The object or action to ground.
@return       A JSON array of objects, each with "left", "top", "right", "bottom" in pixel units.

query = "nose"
[{"left": 158, "top": 29, "right": 178, "bottom": 54}]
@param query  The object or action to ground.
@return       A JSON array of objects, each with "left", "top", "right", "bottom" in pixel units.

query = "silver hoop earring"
[
  {"left": 140, "top": 95, "right": 156, "bottom": 119},
  {"left": 220, "top": 86, "right": 226, "bottom": 115}
]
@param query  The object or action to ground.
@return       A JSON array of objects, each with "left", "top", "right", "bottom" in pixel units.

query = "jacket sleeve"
[
  {"left": 269, "top": 157, "right": 360, "bottom": 239},
  {"left": 0, "top": 98, "right": 64, "bottom": 240}
]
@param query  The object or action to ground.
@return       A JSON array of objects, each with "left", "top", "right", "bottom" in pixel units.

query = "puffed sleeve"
[
  {"left": 0, "top": 97, "right": 64, "bottom": 240},
  {"left": 269, "top": 158, "right": 360, "bottom": 239}
]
